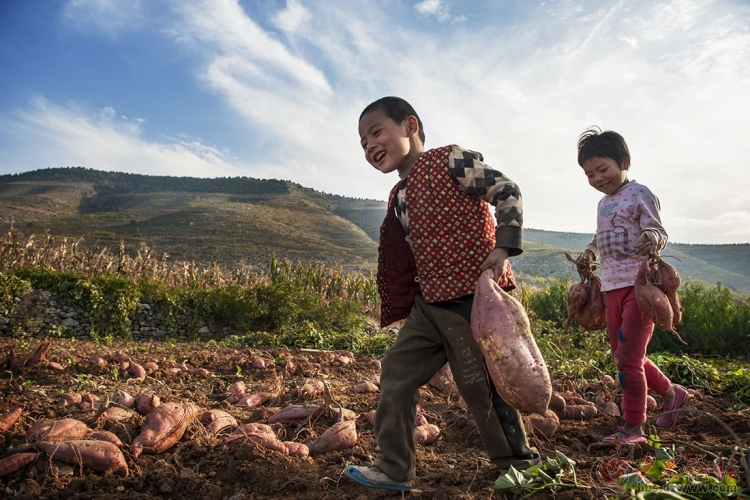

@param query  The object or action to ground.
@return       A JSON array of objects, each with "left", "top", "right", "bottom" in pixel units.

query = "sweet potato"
[
  {"left": 427, "top": 363, "right": 454, "bottom": 393},
  {"left": 646, "top": 395, "right": 658, "bottom": 412},
  {"left": 100, "top": 406, "right": 135, "bottom": 423},
  {"left": 0, "top": 405, "right": 23, "bottom": 433},
  {"left": 547, "top": 392, "right": 566, "bottom": 413},
  {"left": 655, "top": 259, "right": 682, "bottom": 328},
  {"left": 200, "top": 410, "right": 237, "bottom": 437},
  {"left": 471, "top": 269, "right": 552, "bottom": 415},
  {"left": 564, "top": 282, "right": 588, "bottom": 331},
  {"left": 308, "top": 420, "right": 357, "bottom": 455},
  {"left": 562, "top": 404, "right": 598, "bottom": 420},
  {"left": 284, "top": 441, "right": 310, "bottom": 457},
  {"left": 0, "top": 452, "right": 37, "bottom": 478},
  {"left": 353, "top": 381, "right": 380, "bottom": 394},
  {"left": 27, "top": 418, "right": 91, "bottom": 442},
  {"left": 267, "top": 404, "right": 323, "bottom": 425},
  {"left": 635, "top": 260, "right": 686, "bottom": 344},
  {"left": 234, "top": 391, "right": 275, "bottom": 408},
  {"left": 299, "top": 380, "right": 325, "bottom": 398},
  {"left": 414, "top": 423, "right": 441, "bottom": 445},
  {"left": 577, "top": 275, "right": 607, "bottom": 331},
  {"left": 36, "top": 439, "right": 128, "bottom": 473},
  {"left": 135, "top": 392, "right": 160, "bottom": 415},
  {"left": 524, "top": 410, "right": 559, "bottom": 438},
  {"left": 128, "top": 362, "right": 146, "bottom": 382},
  {"left": 599, "top": 401, "right": 621, "bottom": 416},
  {"left": 130, "top": 402, "right": 199, "bottom": 458},
  {"left": 112, "top": 390, "right": 136, "bottom": 408},
  {"left": 227, "top": 423, "right": 287, "bottom": 454},
  {"left": 87, "top": 430, "right": 124, "bottom": 447},
  {"left": 143, "top": 361, "right": 159, "bottom": 374}
]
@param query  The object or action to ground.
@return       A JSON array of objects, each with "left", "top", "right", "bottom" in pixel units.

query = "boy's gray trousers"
[{"left": 373, "top": 294, "right": 539, "bottom": 482}]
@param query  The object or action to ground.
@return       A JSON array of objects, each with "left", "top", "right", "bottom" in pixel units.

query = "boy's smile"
[
  {"left": 359, "top": 109, "right": 422, "bottom": 177},
  {"left": 581, "top": 156, "right": 630, "bottom": 195}
]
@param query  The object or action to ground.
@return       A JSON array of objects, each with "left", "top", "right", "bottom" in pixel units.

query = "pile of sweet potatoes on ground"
[{"left": 1, "top": 338, "right": 448, "bottom": 479}]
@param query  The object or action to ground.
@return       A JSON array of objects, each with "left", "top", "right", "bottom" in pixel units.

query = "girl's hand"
[
  {"left": 635, "top": 230, "right": 658, "bottom": 256},
  {"left": 480, "top": 248, "right": 510, "bottom": 282}
]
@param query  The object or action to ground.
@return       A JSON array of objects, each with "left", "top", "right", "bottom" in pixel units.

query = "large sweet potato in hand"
[
  {"left": 635, "top": 260, "right": 686, "bottom": 344},
  {"left": 471, "top": 269, "right": 551, "bottom": 415}
]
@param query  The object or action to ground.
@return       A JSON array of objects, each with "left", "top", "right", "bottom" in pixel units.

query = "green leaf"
[
  {"left": 619, "top": 472, "right": 652, "bottom": 489},
  {"left": 655, "top": 447, "right": 674, "bottom": 462},
  {"left": 494, "top": 465, "right": 528, "bottom": 491}
]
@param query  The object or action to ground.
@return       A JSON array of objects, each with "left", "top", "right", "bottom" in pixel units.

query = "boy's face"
[
  {"left": 581, "top": 156, "right": 630, "bottom": 195},
  {"left": 358, "top": 109, "right": 421, "bottom": 176}
]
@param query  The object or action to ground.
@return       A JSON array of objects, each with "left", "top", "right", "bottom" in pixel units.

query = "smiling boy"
[{"left": 343, "top": 96, "right": 540, "bottom": 492}]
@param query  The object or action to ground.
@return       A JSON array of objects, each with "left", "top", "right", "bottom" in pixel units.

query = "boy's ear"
[
  {"left": 622, "top": 158, "right": 631, "bottom": 170},
  {"left": 404, "top": 115, "right": 420, "bottom": 139}
]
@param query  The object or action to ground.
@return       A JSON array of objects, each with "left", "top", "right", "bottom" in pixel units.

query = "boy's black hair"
[
  {"left": 577, "top": 126, "right": 630, "bottom": 167},
  {"left": 360, "top": 96, "right": 426, "bottom": 144}
]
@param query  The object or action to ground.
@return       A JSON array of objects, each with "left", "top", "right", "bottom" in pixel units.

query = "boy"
[
  {"left": 577, "top": 127, "right": 687, "bottom": 445},
  {"left": 344, "top": 96, "right": 540, "bottom": 492}
]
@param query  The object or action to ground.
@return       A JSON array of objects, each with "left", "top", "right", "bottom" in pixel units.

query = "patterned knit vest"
[{"left": 376, "top": 145, "right": 515, "bottom": 326}]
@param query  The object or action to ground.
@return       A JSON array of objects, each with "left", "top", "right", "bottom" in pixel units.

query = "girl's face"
[
  {"left": 358, "top": 109, "right": 421, "bottom": 177},
  {"left": 581, "top": 156, "right": 630, "bottom": 195}
]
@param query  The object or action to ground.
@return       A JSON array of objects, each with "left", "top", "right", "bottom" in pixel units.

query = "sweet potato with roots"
[
  {"left": 27, "top": 418, "right": 92, "bottom": 442},
  {"left": 226, "top": 423, "right": 287, "bottom": 454},
  {"left": 267, "top": 404, "right": 323, "bottom": 425},
  {"left": 130, "top": 402, "right": 199, "bottom": 458},
  {"left": 308, "top": 419, "right": 357, "bottom": 455},
  {"left": 0, "top": 405, "right": 23, "bottom": 433},
  {"left": 234, "top": 391, "right": 276, "bottom": 408},
  {"left": 471, "top": 269, "right": 552, "bottom": 415},
  {"left": 564, "top": 253, "right": 606, "bottom": 331},
  {"left": 0, "top": 452, "right": 37, "bottom": 478},
  {"left": 284, "top": 441, "right": 310, "bottom": 457},
  {"left": 36, "top": 440, "right": 128, "bottom": 474},
  {"left": 635, "top": 260, "right": 687, "bottom": 344}
]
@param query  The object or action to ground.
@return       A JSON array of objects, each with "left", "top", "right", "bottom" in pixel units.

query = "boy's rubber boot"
[{"left": 490, "top": 388, "right": 541, "bottom": 471}]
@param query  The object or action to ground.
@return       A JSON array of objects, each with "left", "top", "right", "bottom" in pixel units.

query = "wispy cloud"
[
  {"left": 0, "top": 97, "right": 239, "bottom": 178},
  {"left": 62, "top": 0, "right": 146, "bottom": 38}
]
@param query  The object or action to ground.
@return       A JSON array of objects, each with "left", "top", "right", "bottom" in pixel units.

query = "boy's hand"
[
  {"left": 480, "top": 248, "right": 510, "bottom": 282},
  {"left": 635, "top": 230, "right": 657, "bottom": 256}
]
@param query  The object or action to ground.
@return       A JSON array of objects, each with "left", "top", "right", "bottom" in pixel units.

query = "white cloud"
[
  {"left": 0, "top": 97, "right": 240, "bottom": 178},
  {"left": 414, "top": 0, "right": 466, "bottom": 22},
  {"left": 272, "top": 0, "right": 311, "bottom": 34},
  {"left": 62, "top": 0, "right": 145, "bottom": 38}
]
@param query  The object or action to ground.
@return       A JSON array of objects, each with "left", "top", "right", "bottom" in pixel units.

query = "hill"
[{"left": 1, "top": 167, "right": 748, "bottom": 292}]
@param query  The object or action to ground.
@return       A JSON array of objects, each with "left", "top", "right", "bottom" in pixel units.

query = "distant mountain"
[{"left": 1, "top": 167, "right": 748, "bottom": 293}]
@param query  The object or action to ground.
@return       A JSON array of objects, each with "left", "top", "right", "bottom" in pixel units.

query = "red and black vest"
[{"left": 376, "top": 145, "right": 516, "bottom": 326}]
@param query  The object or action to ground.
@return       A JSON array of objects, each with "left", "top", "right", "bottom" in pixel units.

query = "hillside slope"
[{"left": 1, "top": 168, "right": 748, "bottom": 292}]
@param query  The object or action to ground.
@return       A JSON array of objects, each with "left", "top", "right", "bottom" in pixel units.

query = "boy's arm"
[{"left": 448, "top": 146, "right": 523, "bottom": 256}]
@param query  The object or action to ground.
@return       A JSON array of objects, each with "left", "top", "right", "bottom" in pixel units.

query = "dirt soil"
[{"left": 1, "top": 337, "right": 748, "bottom": 500}]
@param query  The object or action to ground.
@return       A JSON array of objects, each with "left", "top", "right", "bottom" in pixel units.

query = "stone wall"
[{"left": 0, "top": 289, "right": 224, "bottom": 341}]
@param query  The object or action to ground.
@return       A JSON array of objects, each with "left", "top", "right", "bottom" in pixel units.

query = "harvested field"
[{"left": 1, "top": 337, "right": 748, "bottom": 499}]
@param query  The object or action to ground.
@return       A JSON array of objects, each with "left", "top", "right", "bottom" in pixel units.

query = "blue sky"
[{"left": 1, "top": 0, "right": 749, "bottom": 245}]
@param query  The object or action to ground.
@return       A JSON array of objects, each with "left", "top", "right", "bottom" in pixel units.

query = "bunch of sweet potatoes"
[
  {"left": 564, "top": 252, "right": 606, "bottom": 331},
  {"left": 635, "top": 257, "right": 686, "bottom": 344}
]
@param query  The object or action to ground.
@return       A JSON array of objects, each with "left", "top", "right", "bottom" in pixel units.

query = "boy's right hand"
[{"left": 582, "top": 249, "right": 596, "bottom": 262}]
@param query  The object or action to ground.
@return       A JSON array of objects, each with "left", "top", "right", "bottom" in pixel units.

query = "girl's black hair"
[
  {"left": 577, "top": 126, "right": 630, "bottom": 167},
  {"left": 360, "top": 96, "right": 426, "bottom": 144}
]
